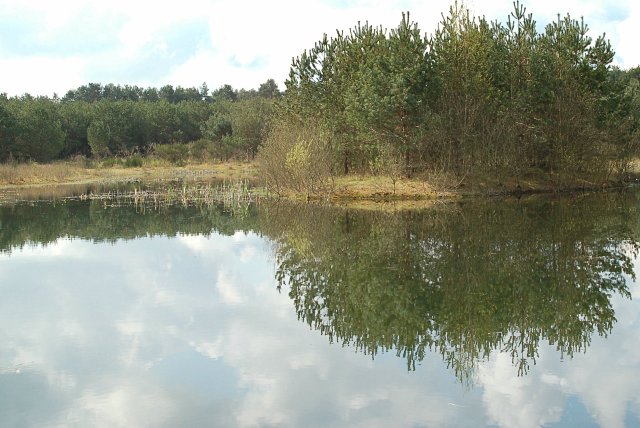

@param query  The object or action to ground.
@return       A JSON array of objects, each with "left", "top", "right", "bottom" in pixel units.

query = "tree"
[
  {"left": 276, "top": 2, "right": 629, "bottom": 184},
  {"left": 0, "top": 101, "right": 17, "bottom": 161},
  {"left": 8, "top": 98, "right": 65, "bottom": 162},
  {"left": 257, "top": 79, "right": 281, "bottom": 98},
  {"left": 230, "top": 97, "right": 273, "bottom": 158},
  {"left": 212, "top": 84, "right": 238, "bottom": 102},
  {"left": 87, "top": 119, "right": 111, "bottom": 157},
  {"left": 59, "top": 101, "right": 93, "bottom": 156}
]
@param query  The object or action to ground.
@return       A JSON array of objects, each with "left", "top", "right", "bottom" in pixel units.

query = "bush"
[
  {"left": 257, "top": 115, "right": 337, "bottom": 196},
  {"left": 153, "top": 143, "right": 190, "bottom": 166},
  {"left": 188, "top": 139, "right": 215, "bottom": 162},
  {"left": 123, "top": 155, "right": 143, "bottom": 168}
]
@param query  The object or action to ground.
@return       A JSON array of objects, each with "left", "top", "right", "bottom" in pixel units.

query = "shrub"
[
  {"left": 153, "top": 143, "right": 190, "bottom": 166},
  {"left": 123, "top": 155, "right": 143, "bottom": 168},
  {"left": 257, "top": 115, "right": 337, "bottom": 196},
  {"left": 189, "top": 139, "right": 215, "bottom": 162}
]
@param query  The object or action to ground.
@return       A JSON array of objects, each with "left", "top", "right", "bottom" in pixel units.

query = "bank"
[{"left": 1, "top": 159, "right": 638, "bottom": 207}]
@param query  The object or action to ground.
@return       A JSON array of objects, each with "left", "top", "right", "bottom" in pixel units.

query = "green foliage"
[
  {"left": 212, "top": 84, "right": 237, "bottom": 102},
  {"left": 188, "top": 138, "right": 215, "bottom": 161},
  {"left": 1, "top": 79, "right": 279, "bottom": 164},
  {"left": 0, "top": 101, "right": 17, "bottom": 161},
  {"left": 58, "top": 101, "right": 93, "bottom": 157},
  {"left": 284, "top": 13, "right": 429, "bottom": 173},
  {"left": 144, "top": 101, "right": 181, "bottom": 145},
  {"left": 257, "top": 78, "right": 281, "bottom": 99},
  {"left": 257, "top": 115, "right": 337, "bottom": 196},
  {"left": 202, "top": 112, "right": 233, "bottom": 142},
  {"left": 281, "top": 1, "right": 636, "bottom": 182},
  {"left": 153, "top": 143, "right": 190, "bottom": 165},
  {"left": 123, "top": 155, "right": 143, "bottom": 168},
  {"left": 229, "top": 98, "right": 273, "bottom": 158},
  {"left": 87, "top": 119, "right": 111, "bottom": 157},
  {"left": 6, "top": 98, "right": 65, "bottom": 162}
]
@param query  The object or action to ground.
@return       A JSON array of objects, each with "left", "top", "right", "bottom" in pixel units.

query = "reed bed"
[{"left": 72, "top": 179, "right": 260, "bottom": 210}]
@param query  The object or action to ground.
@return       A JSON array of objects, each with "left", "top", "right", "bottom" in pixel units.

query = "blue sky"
[{"left": 0, "top": 0, "right": 638, "bottom": 96}]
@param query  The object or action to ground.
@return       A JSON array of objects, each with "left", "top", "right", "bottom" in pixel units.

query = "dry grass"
[
  {"left": 1, "top": 157, "right": 631, "bottom": 205},
  {"left": 0, "top": 160, "right": 258, "bottom": 188},
  {"left": 332, "top": 175, "right": 449, "bottom": 201},
  {"left": 0, "top": 162, "right": 93, "bottom": 186}
]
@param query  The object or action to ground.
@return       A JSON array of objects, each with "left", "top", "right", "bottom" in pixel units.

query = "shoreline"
[{"left": 1, "top": 160, "right": 638, "bottom": 207}]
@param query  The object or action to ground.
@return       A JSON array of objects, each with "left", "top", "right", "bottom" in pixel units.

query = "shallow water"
[{"left": 1, "top": 193, "right": 639, "bottom": 427}]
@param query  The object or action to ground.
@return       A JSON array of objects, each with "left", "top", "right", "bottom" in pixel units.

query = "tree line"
[
  {"left": 0, "top": 79, "right": 281, "bottom": 163},
  {"left": 258, "top": 1, "right": 640, "bottom": 193}
]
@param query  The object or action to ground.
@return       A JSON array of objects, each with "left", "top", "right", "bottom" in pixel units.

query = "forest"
[
  {"left": 258, "top": 2, "right": 640, "bottom": 192},
  {"left": 0, "top": 79, "right": 280, "bottom": 164},
  {"left": 1, "top": 2, "right": 640, "bottom": 191}
]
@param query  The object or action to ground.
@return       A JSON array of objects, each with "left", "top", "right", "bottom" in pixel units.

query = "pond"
[{"left": 1, "top": 191, "right": 639, "bottom": 427}]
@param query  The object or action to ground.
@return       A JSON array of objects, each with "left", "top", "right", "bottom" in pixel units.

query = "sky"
[{"left": 0, "top": 0, "right": 638, "bottom": 97}]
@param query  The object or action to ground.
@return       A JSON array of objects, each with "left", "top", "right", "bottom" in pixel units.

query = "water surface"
[{"left": 1, "top": 193, "right": 639, "bottom": 427}]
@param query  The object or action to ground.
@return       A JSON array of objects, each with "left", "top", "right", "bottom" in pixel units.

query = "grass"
[
  {"left": 332, "top": 174, "right": 448, "bottom": 200},
  {"left": 2, "top": 156, "right": 638, "bottom": 207},
  {"left": 0, "top": 161, "right": 95, "bottom": 186},
  {"left": 0, "top": 158, "right": 258, "bottom": 188}
]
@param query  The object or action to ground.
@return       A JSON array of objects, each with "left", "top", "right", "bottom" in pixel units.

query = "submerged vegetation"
[{"left": 258, "top": 1, "right": 640, "bottom": 195}]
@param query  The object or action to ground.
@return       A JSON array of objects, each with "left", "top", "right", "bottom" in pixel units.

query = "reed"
[{"left": 63, "top": 179, "right": 261, "bottom": 211}]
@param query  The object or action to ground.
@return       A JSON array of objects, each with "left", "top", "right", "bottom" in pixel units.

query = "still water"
[{"left": 1, "top": 192, "right": 639, "bottom": 427}]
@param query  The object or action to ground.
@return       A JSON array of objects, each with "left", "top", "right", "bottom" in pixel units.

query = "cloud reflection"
[{"left": 0, "top": 233, "right": 638, "bottom": 427}]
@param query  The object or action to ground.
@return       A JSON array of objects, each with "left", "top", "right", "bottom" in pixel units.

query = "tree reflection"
[
  {"left": 0, "top": 199, "right": 259, "bottom": 252},
  {"left": 262, "top": 194, "right": 640, "bottom": 383},
  {"left": 2, "top": 192, "right": 639, "bottom": 385}
]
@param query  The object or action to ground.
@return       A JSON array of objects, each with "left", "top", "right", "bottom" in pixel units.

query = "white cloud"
[
  {"left": 616, "top": 1, "right": 640, "bottom": 68},
  {"left": 0, "top": 0, "right": 636, "bottom": 96},
  {"left": 479, "top": 352, "right": 566, "bottom": 428}
]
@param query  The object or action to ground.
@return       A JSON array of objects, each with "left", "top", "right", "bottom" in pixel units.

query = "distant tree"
[
  {"left": 87, "top": 119, "right": 111, "bottom": 157},
  {"left": 176, "top": 101, "right": 214, "bottom": 141},
  {"left": 202, "top": 113, "right": 233, "bottom": 142},
  {"left": 159, "top": 85, "right": 176, "bottom": 103},
  {"left": 88, "top": 101, "right": 149, "bottom": 155},
  {"left": 213, "top": 84, "right": 238, "bottom": 102},
  {"left": 145, "top": 101, "right": 181, "bottom": 145},
  {"left": 59, "top": 101, "right": 93, "bottom": 156},
  {"left": 237, "top": 88, "right": 258, "bottom": 100},
  {"left": 142, "top": 87, "right": 160, "bottom": 102},
  {"left": 8, "top": 98, "right": 65, "bottom": 161},
  {"left": 230, "top": 97, "right": 274, "bottom": 158},
  {"left": 199, "top": 82, "right": 210, "bottom": 101},
  {"left": 0, "top": 101, "right": 17, "bottom": 161},
  {"left": 257, "top": 79, "right": 281, "bottom": 98}
]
